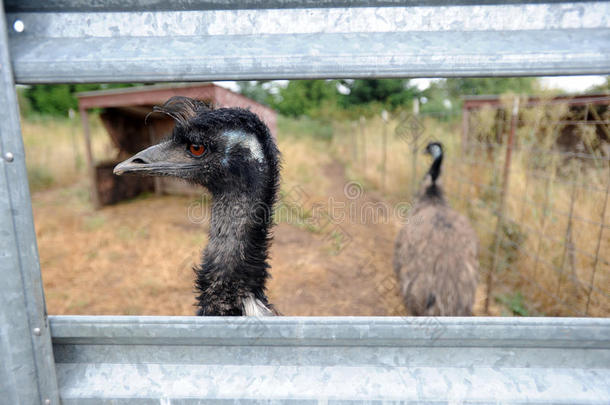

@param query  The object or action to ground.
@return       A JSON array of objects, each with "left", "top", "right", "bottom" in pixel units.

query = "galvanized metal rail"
[
  {"left": 51, "top": 316, "right": 610, "bottom": 404},
  {"left": 1, "top": 1, "right": 609, "bottom": 404},
  {"left": 5, "top": 0, "right": 610, "bottom": 83}
]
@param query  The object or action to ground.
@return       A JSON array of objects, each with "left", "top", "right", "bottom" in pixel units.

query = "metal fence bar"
[
  {"left": 0, "top": 2, "right": 59, "bottom": 404},
  {"left": 5, "top": 1, "right": 610, "bottom": 83},
  {"left": 49, "top": 315, "right": 610, "bottom": 404}
]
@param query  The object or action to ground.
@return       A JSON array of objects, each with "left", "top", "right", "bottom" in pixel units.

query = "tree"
[
  {"left": 272, "top": 80, "right": 339, "bottom": 117},
  {"left": 587, "top": 76, "right": 609, "bottom": 93},
  {"left": 420, "top": 80, "right": 454, "bottom": 116},
  {"left": 236, "top": 81, "right": 273, "bottom": 106},
  {"left": 340, "top": 79, "right": 419, "bottom": 109},
  {"left": 444, "top": 77, "right": 537, "bottom": 99}
]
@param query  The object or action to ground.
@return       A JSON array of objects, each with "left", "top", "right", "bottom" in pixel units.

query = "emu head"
[
  {"left": 114, "top": 96, "right": 277, "bottom": 197},
  {"left": 424, "top": 142, "right": 443, "bottom": 160}
]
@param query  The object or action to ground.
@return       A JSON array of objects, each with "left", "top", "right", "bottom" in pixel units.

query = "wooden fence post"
[
  {"left": 360, "top": 116, "right": 366, "bottom": 176},
  {"left": 410, "top": 98, "right": 420, "bottom": 197},
  {"left": 485, "top": 97, "right": 518, "bottom": 314},
  {"left": 381, "top": 110, "right": 389, "bottom": 192},
  {"left": 79, "top": 106, "right": 100, "bottom": 209}
]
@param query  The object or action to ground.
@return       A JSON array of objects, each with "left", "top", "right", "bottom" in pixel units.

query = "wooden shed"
[
  {"left": 461, "top": 93, "right": 610, "bottom": 155},
  {"left": 77, "top": 83, "right": 277, "bottom": 207}
]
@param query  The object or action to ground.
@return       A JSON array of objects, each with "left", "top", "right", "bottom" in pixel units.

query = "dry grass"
[
  {"left": 33, "top": 185, "right": 201, "bottom": 314},
  {"left": 21, "top": 114, "right": 114, "bottom": 190}
]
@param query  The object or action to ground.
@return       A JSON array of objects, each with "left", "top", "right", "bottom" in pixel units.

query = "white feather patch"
[
  {"left": 430, "top": 144, "right": 442, "bottom": 159},
  {"left": 224, "top": 130, "right": 264, "bottom": 163},
  {"left": 242, "top": 293, "right": 274, "bottom": 316}
]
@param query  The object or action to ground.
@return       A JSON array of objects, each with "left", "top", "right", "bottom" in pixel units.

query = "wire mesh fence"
[{"left": 333, "top": 94, "right": 609, "bottom": 317}]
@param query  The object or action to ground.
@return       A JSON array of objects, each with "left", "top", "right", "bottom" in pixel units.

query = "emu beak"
[{"left": 114, "top": 141, "right": 191, "bottom": 176}]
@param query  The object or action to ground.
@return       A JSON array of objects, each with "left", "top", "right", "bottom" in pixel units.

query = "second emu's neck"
[
  {"left": 195, "top": 189, "right": 274, "bottom": 316},
  {"left": 422, "top": 154, "right": 445, "bottom": 204},
  {"left": 429, "top": 153, "right": 443, "bottom": 184}
]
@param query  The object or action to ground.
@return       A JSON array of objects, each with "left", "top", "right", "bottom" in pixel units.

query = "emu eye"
[{"left": 188, "top": 144, "right": 205, "bottom": 157}]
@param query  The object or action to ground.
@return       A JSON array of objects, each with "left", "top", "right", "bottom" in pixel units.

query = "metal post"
[
  {"left": 381, "top": 110, "right": 388, "bottom": 192},
  {"left": 351, "top": 121, "right": 358, "bottom": 163},
  {"left": 557, "top": 161, "right": 579, "bottom": 296},
  {"left": 410, "top": 99, "right": 420, "bottom": 198},
  {"left": 79, "top": 106, "right": 100, "bottom": 209},
  {"left": 68, "top": 108, "right": 79, "bottom": 170},
  {"left": 459, "top": 104, "right": 469, "bottom": 202},
  {"left": 0, "top": 3, "right": 60, "bottom": 403},
  {"left": 359, "top": 116, "right": 366, "bottom": 177},
  {"left": 485, "top": 97, "right": 519, "bottom": 314},
  {"left": 585, "top": 164, "right": 609, "bottom": 315}
]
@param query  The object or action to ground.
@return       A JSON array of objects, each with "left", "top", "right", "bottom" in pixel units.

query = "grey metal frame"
[
  {"left": 51, "top": 316, "right": 610, "bottom": 403},
  {"left": 0, "top": 3, "right": 59, "bottom": 404},
  {"left": 5, "top": 1, "right": 610, "bottom": 82},
  {"left": 0, "top": 1, "right": 609, "bottom": 403}
]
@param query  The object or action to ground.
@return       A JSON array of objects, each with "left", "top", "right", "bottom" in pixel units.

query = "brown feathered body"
[{"left": 393, "top": 142, "right": 478, "bottom": 316}]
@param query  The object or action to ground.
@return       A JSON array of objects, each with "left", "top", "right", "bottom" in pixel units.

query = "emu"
[
  {"left": 393, "top": 142, "right": 478, "bottom": 316},
  {"left": 114, "top": 97, "right": 280, "bottom": 316}
]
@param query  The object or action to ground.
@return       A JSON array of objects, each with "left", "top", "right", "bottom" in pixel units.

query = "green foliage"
[
  {"left": 255, "top": 79, "right": 421, "bottom": 119},
  {"left": 419, "top": 81, "right": 458, "bottom": 118},
  {"left": 236, "top": 81, "right": 273, "bottom": 105},
  {"left": 240, "top": 78, "right": 540, "bottom": 124},
  {"left": 22, "top": 83, "right": 139, "bottom": 117},
  {"left": 277, "top": 114, "right": 333, "bottom": 141},
  {"left": 416, "top": 77, "right": 538, "bottom": 119},
  {"left": 272, "top": 80, "right": 340, "bottom": 117},
  {"left": 340, "top": 79, "right": 419, "bottom": 109},
  {"left": 500, "top": 220, "right": 527, "bottom": 265},
  {"left": 587, "top": 76, "right": 609, "bottom": 93},
  {"left": 445, "top": 78, "right": 537, "bottom": 100},
  {"left": 27, "top": 165, "right": 54, "bottom": 191},
  {"left": 496, "top": 291, "right": 530, "bottom": 316}
]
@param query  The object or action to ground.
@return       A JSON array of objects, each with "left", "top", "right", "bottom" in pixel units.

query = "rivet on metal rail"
[{"left": 13, "top": 19, "right": 25, "bottom": 33}]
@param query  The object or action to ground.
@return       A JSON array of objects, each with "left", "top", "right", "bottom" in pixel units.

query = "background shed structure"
[
  {"left": 77, "top": 83, "right": 278, "bottom": 206},
  {"left": 462, "top": 93, "right": 610, "bottom": 155}
]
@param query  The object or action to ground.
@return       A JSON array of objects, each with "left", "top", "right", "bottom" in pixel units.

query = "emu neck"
[
  {"left": 422, "top": 154, "right": 446, "bottom": 204},
  {"left": 428, "top": 154, "right": 443, "bottom": 184},
  {"left": 195, "top": 189, "right": 273, "bottom": 315}
]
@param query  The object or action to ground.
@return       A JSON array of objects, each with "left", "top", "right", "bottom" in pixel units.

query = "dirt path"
[{"left": 268, "top": 161, "right": 406, "bottom": 316}]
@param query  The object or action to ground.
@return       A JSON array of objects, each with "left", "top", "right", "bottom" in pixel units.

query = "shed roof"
[
  {"left": 76, "top": 83, "right": 275, "bottom": 115},
  {"left": 462, "top": 92, "right": 610, "bottom": 109}
]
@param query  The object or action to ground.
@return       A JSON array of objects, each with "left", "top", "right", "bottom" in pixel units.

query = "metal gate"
[{"left": 1, "top": 1, "right": 609, "bottom": 403}]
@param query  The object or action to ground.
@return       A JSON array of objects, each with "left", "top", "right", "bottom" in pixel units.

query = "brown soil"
[{"left": 33, "top": 162, "right": 494, "bottom": 316}]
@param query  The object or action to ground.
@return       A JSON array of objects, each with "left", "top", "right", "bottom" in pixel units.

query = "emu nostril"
[{"left": 132, "top": 158, "right": 147, "bottom": 164}]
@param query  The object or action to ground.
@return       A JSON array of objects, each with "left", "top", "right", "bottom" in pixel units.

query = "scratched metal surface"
[
  {"left": 0, "top": 2, "right": 59, "bottom": 404},
  {"left": 5, "top": 1, "right": 610, "bottom": 83},
  {"left": 51, "top": 316, "right": 610, "bottom": 403}
]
